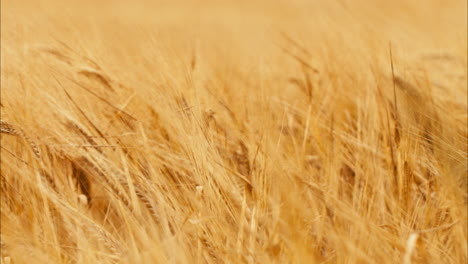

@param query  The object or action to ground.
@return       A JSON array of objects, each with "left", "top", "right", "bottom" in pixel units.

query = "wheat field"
[{"left": 1, "top": 0, "right": 467, "bottom": 263}]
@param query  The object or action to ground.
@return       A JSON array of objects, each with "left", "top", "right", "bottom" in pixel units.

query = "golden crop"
[{"left": 1, "top": 0, "right": 466, "bottom": 263}]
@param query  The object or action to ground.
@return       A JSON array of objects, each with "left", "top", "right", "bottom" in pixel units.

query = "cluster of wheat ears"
[{"left": 1, "top": 0, "right": 467, "bottom": 263}]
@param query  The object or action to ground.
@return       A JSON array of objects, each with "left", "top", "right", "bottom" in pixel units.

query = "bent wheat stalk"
[{"left": 0, "top": 120, "right": 41, "bottom": 159}]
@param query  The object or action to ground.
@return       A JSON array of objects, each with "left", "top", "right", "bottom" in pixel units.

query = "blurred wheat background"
[{"left": 1, "top": 0, "right": 467, "bottom": 263}]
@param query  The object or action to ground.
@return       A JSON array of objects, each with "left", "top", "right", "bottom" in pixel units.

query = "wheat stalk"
[{"left": 0, "top": 120, "right": 41, "bottom": 159}]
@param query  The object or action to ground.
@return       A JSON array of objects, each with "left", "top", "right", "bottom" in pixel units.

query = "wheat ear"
[{"left": 0, "top": 120, "right": 41, "bottom": 159}]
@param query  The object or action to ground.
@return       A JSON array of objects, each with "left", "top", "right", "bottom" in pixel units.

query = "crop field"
[{"left": 1, "top": 0, "right": 467, "bottom": 263}]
